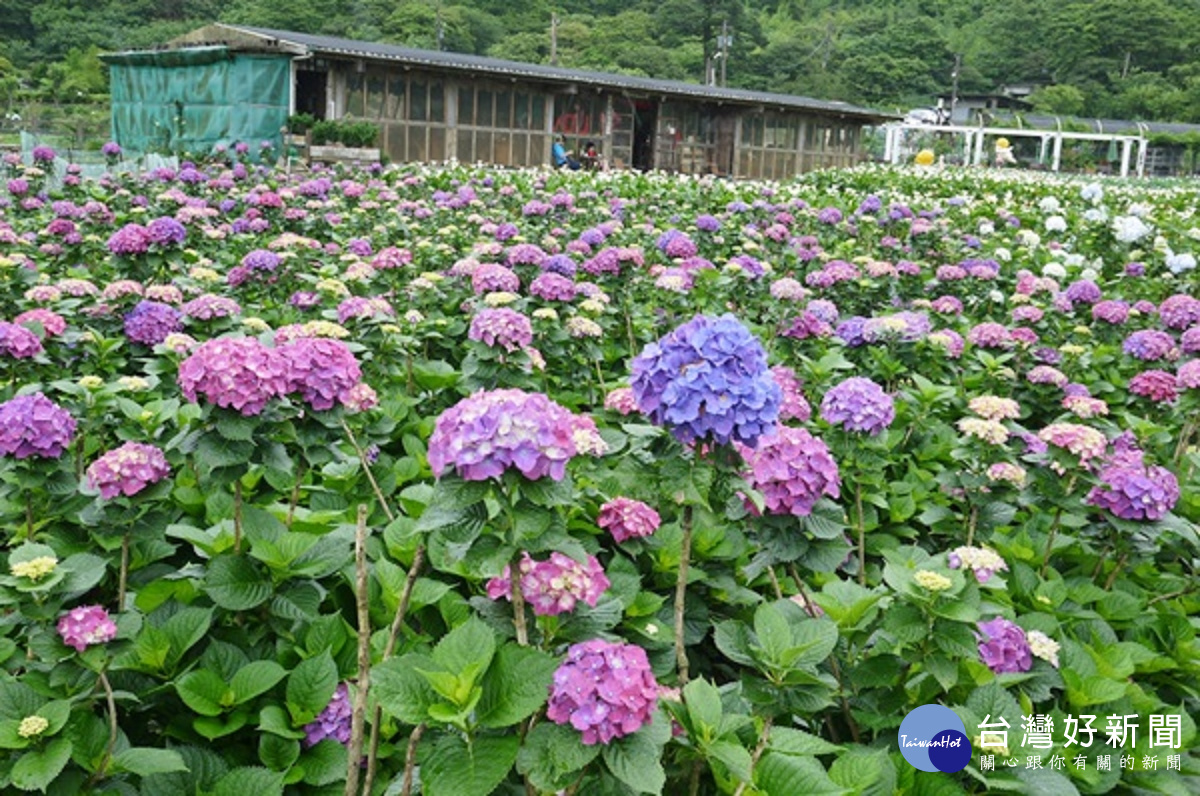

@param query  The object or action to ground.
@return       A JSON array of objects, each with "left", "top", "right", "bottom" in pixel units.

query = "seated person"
[
  {"left": 580, "top": 141, "right": 600, "bottom": 170},
  {"left": 552, "top": 135, "right": 581, "bottom": 170}
]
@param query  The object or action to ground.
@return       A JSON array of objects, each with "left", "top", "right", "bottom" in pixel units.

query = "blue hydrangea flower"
[{"left": 631, "top": 314, "right": 780, "bottom": 447}]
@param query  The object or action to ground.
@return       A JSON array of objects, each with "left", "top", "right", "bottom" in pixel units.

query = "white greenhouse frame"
[{"left": 882, "top": 121, "right": 1150, "bottom": 177}]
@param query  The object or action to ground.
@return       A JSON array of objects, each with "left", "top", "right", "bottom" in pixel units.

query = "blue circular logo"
[{"left": 897, "top": 705, "right": 972, "bottom": 772}]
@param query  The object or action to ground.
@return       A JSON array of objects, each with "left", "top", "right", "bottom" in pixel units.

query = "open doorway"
[
  {"left": 295, "top": 70, "right": 327, "bottom": 119},
  {"left": 632, "top": 100, "right": 656, "bottom": 171}
]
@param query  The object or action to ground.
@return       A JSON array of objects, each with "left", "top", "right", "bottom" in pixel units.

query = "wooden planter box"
[{"left": 308, "top": 144, "right": 381, "bottom": 164}]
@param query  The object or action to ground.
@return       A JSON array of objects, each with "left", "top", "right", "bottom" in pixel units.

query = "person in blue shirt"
[{"left": 552, "top": 134, "right": 581, "bottom": 170}]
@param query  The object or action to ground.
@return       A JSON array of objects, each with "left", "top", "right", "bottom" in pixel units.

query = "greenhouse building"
[{"left": 101, "top": 23, "right": 890, "bottom": 179}]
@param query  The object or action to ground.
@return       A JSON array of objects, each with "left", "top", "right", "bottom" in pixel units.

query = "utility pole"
[
  {"left": 436, "top": 3, "right": 445, "bottom": 51},
  {"left": 949, "top": 53, "right": 961, "bottom": 124},
  {"left": 550, "top": 12, "right": 559, "bottom": 66},
  {"left": 718, "top": 20, "right": 731, "bottom": 88}
]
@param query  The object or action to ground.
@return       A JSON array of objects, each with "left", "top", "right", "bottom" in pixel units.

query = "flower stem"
[
  {"left": 233, "top": 479, "right": 243, "bottom": 554},
  {"left": 1103, "top": 552, "right": 1129, "bottom": 590},
  {"left": 25, "top": 491, "right": 33, "bottom": 541},
  {"left": 95, "top": 670, "right": 118, "bottom": 781},
  {"left": 343, "top": 418, "right": 396, "bottom": 522},
  {"left": 511, "top": 551, "right": 530, "bottom": 647},
  {"left": 344, "top": 505, "right": 370, "bottom": 796},
  {"left": 675, "top": 503, "right": 694, "bottom": 685},
  {"left": 364, "top": 544, "right": 426, "bottom": 794},
  {"left": 117, "top": 531, "right": 130, "bottom": 611},
  {"left": 965, "top": 503, "right": 978, "bottom": 548},
  {"left": 855, "top": 482, "right": 866, "bottom": 586},
  {"left": 400, "top": 723, "right": 425, "bottom": 796},
  {"left": 732, "top": 717, "right": 774, "bottom": 796},
  {"left": 1039, "top": 508, "right": 1063, "bottom": 579}
]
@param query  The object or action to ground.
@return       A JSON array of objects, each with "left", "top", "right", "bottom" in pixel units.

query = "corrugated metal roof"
[
  {"left": 990, "top": 112, "right": 1200, "bottom": 136},
  {"left": 214, "top": 24, "right": 891, "bottom": 122}
]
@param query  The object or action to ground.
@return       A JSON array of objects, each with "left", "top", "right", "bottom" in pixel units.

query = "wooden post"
[{"left": 1119, "top": 139, "right": 1132, "bottom": 178}]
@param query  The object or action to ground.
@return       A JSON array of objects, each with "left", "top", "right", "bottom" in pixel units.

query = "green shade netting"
[{"left": 106, "top": 48, "right": 290, "bottom": 158}]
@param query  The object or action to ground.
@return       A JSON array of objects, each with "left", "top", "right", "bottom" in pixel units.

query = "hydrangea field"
[{"left": 1, "top": 150, "right": 1198, "bottom": 796}]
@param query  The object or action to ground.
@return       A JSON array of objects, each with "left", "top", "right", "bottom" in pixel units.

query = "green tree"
[{"left": 1028, "top": 84, "right": 1086, "bottom": 116}]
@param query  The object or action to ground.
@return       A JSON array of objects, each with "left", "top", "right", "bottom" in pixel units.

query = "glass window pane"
[
  {"left": 386, "top": 123, "right": 404, "bottom": 163},
  {"left": 387, "top": 76, "right": 406, "bottom": 119},
  {"left": 494, "top": 131, "right": 511, "bottom": 165},
  {"left": 407, "top": 127, "right": 426, "bottom": 161},
  {"left": 345, "top": 73, "right": 364, "bottom": 118},
  {"left": 365, "top": 73, "right": 385, "bottom": 118},
  {"left": 458, "top": 87, "right": 474, "bottom": 126},
  {"left": 477, "top": 90, "right": 493, "bottom": 127},
  {"left": 457, "top": 129, "right": 473, "bottom": 162},
  {"left": 476, "top": 131, "right": 492, "bottom": 162},
  {"left": 430, "top": 82, "right": 444, "bottom": 123},
  {"left": 514, "top": 93, "right": 529, "bottom": 130},
  {"left": 430, "top": 125, "right": 446, "bottom": 160},
  {"left": 529, "top": 134, "right": 546, "bottom": 165},
  {"left": 496, "top": 91, "right": 511, "bottom": 128},
  {"left": 410, "top": 82, "right": 427, "bottom": 122},
  {"left": 531, "top": 95, "right": 545, "bottom": 130}
]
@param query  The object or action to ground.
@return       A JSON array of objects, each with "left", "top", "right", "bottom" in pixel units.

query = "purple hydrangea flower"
[
  {"left": 14, "top": 309, "right": 65, "bottom": 338},
  {"left": 529, "top": 272, "right": 577, "bottom": 302},
  {"left": 31, "top": 146, "right": 55, "bottom": 163},
  {"left": 472, "top": 262, "right": 520, "bottom": 294},
  {"left": 303, "top": 683, "right": 352, "bottom": 747},
  {"left": 281, "top": 337, "right": 363, "bottom": 411},
  {"left": 1159, "top": 295, "right": 1200, "bottom": 330},
  {"left": 107, "top": 223, "right": 151, "bottom": 255},
  {"left": 146, "top": 217, "right": 187, "bottom": 246},
  {"left": 1129, "top": 370, "right": 1178, "bottom": 403},
  {"left": 101, "top": 141, "right": 122, "bottom": 157},
  {"left": 427, "top": 389, "right": 589, "bottom": 482},
  {"left": 177, "top": 337, "right": 290, "bottom": 416},
  {"left": 1064, "top": 279, "right": 1101, "bottom": 305},
  {"left": 738, "top": 426, "right": 840, "bottom": 517},
  {"left": 468, "top": 308, "right": 534, "bottom": 352},
  {"left": 820, "top": 377, "right": 895, "bottom": 436},
  {"left": 977, "top": 618, "right": 1032, "bottom": 674},
  {"left": 695, "top": 214, "right": 721, "bottom": 232},
  {"left": 181, "top": 294, "right": 241, "bottom": 320},
  {"left": 0, "top": 393, "right": 76, "bottom": 459},
  {"left": 86, "top": 442, "right": 171, "bottom": 499},
  {"left": 541, "top": 254, "right": 577, "bottom": 277},
  {"left": 507, "top": 243, "right": 547, "bottom": 267},
  {"left": 1179, "top": 359, "right": 1200, "bottom": 390},
  {"left": 771, "top": 366, "right": 811, "bottom": 422},
  {"left": 0, "top": 321, "right": 43, "bottom": 359},
  {"left": 1088, "top": 457, "right": 1179, "bottom": 521},
  {"left": 597, "top": 498, "right": 661, "bottom": 543},
  {"left": 1092, "top": 300, "right": 1129, "bottom": 325},
  {"left": 631, "top": 314, "right": 781, "bottom": 447},
  {"left": 337, "top": 296, "right": 393, "bottom": 324},
  {"left": 487, "top": 552, "right": 610, "bottom": 616},
  {"left": 1123, "top": 330, "right": 1177, "bottom": 362},
  {"left": 967, "top": 322, "right": 1012, "bottom": 349},
  {"left": 547, "top": 640, "right": 658, "bottom": 745},
  {"left": 656, "top": 229, "right": 698, "bottom": 259},
  {"left": 241, "top": 249, "right": 280, "bottom": 272},
  {"left": 57, "top": 605, "right": 117, "bottom": 652},
  {"left": 124, "top": 301, "right": 183, "bottom": 346}
]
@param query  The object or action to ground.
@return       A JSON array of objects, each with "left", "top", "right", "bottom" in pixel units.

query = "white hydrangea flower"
[{"left": 1027, "top": 630, "right": 1060, "bottom": 668}]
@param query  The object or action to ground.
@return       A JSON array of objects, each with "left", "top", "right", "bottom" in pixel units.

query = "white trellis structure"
[{"left": 883, "top": 121, "right": 1149, "bottom": 177}]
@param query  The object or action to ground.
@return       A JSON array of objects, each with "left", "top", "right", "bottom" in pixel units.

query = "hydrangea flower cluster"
[
  {"left": 487, "top": 552, "right": 610, "bottom": 616},
  {"left": 427, "top": 389, "right": 591, "bottom": 481},
  {"left": 0, "top": 321, "right": 43, "bottom": 359},
  {"left": 976, "top": 617, "right": 1032, "bottom": 674},
  {"left": 468, "top": 308, "right": 534, "bottom": 352},
  {"left": 1026, "top": 630, "right": 1061, "bottom": 668},
  {"left": 597, "top": 497, "right": 661, "bottom": 543},
  {"left": 1123, "top": 330, "right": 1177, "bottom": 362},
  {"left": 1087, "top": 456, "right": 1180, "bottom": 521},
  {"left": 630, "top": 314, "right": 781, "bottom": 447},
  {"left": 1037, "top": 423, "right": 1107, "bottom": 469},
  {"left": 968, "top": 395, "right": 1020, "bottom": 421},
  {"left": 57, "top": 605, "right": 118, "bottom": 652},
  {"left": 86, "top": 442, "right": 171, "bottom": 499},
  {"left": 603, "top": 387, "right": 639, "bottom": 415},
  {"left": 178, "top": 337, "right": 290, "bottom": 416},
  {"left": 123, "top": 301, "right": 183, "bottom": 346},
  {"left": 771, "top": 366, "right": 811, "bottom": 422},
  {"left": 948, "top": 545, "right": 1009, "bottom": 583},
  {"left": 986, "top": 462, "right": 1027, "bottom": 487},
  {"left": 547, "top": 639, "right": 658, "bottom": 745},
  {"left": 182, "top": 294, "right": 241, "bottom": 320},
  {"left": 738, "top": 427, "right": 840, "bottom": 517},
  {"left": 303, "top": 683, "right": 352, "bottom": 747},
  {"left": 107, "top": 223, "right": 151, "bottom": 255},
  {"left": 957, "top": 417, "right": 1009, "bottom": 445},
  {"left": 1128, "top": 370, "right": 1178, "bottom": 403},
  {"left": 819, "top": 377, "right": 895, "bottom": 436},
  {"left": 0, "top": 393, "right": 76, "bottom": 459},
  {"left": 281, "top": 337, "right": 364, "bottom": 411}
]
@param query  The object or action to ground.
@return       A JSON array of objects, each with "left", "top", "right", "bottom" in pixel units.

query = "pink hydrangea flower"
[
  {"left": 178, "top": 337, "right": 290, "bottom": 416},
  {"left": 281, "top": 337, "right": 363, "bottom": 411},
  {"left": 428, "top": 389, "right": 588, "bottom": 482},
  {"left": 547, "top": 639, "right": 658, "bottom": 745},
  {"left": 57, "top": 605, "right": 117, "bottom": 652},
  {"left": 0, "top": 393, "right": 75, "bottom": 459},
  {"left": 603, "top": 387, "right": 639, "bottom": 415},
  {"left": 487, "top": 552, "right": 610, "bottom": 616},
  {"left": 468, "top": 308, "right": 534, "bottom": 352},
  {"left": 771, "top": 366, "right": 812, "bottom": 422},
  {"left": 597, "top": 497, "right": 661, "bottom": 542},
  {"left": 738, "top": 426, "right": 840, "bottom": 517},
  {"left": 86, "top": 442, "right": 171, "bottom": 499},
  {"left": 976, "top": 618, "right": 1031, "bottom": 674}
]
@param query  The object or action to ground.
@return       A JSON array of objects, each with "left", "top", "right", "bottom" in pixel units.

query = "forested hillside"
[{"left": 4, "top": 0, "right": 1200, "bottom": 121}]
